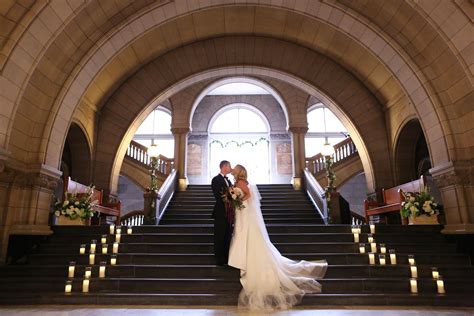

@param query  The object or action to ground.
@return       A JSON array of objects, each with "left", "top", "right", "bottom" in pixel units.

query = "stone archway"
[{"left": 62, "top": 122, "right": 92, "bottom": 185}]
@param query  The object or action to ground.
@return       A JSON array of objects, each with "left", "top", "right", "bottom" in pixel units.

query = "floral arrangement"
[
  {"left": 222, "top": 186, "right": 245, "bottom": 211},
  {"left": 400, "top": 188, "right": 443, "bottom": 218},
  {"left": 54, "top": 186, "right": 98, "bottom": 220}
]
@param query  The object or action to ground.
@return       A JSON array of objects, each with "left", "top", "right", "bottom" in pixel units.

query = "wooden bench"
[
  {"left": 364, "top": 176, "right": 425, "bottom": 224},
  {"left": 64, "top": 177, "right": 121, "bottom": 225}
]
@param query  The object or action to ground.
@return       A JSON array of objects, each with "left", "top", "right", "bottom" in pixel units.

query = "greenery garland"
[
  {"left": 324, "top": 155, "right": 336, "bottom": 224},
  {"left": 210, "top": 137, "right": 269, "bottom": 148}
]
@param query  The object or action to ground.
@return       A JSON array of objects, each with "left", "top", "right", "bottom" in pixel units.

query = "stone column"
[
  {"left": 289, "top": 126, "right": 308, "bottom": 190},
  {"left": 431, "top": 160, "right": 474, "bottom": 234},
  {"left": 171, "top": 127, "right": 190, "bottom": 191}
]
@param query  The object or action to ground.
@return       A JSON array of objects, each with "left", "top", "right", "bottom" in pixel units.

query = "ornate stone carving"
[
  {"left": 288, "top": 126, "right": 309, "bottom": 134},
  {"left": 431, "top": 160, "right": 473, "bottom": 188},
  {"left": 0, "top": 165, "right": 60, "bottom": 191},
  {"left": 171, "top": 127, "right": 190, "bottom": 135}
]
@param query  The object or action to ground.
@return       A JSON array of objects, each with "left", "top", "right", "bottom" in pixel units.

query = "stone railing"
[
  {"left": 305, "top": 137, "right": 358, "bottom": 175},
  {"left": 126, "top": 140, "right": 174, "bottom": 175}
]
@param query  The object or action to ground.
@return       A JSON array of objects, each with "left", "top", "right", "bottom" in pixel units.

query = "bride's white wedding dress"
[{"left": 228, "top": 184, "right": 327, "bottom": 310}]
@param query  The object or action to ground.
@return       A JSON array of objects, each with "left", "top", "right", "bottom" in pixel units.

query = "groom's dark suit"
[{"left": 211, "top": 173, "right": 233, "bottom": 265}]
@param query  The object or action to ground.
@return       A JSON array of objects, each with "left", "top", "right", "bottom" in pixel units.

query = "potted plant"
[
  {"left": 54, "top": 186, "right": 98, "bottom": 225},
  {"left": 400, "top": 188, "right": 443, "bottom": 225}
]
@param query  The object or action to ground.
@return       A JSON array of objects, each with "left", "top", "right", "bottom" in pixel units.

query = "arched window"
[
  {"left": 210, "top": 105, "right": 268, "bottom": 134},
  {"left": 305, "top": 104, "right": 348, "bottom": 157},
  {"left": 134, "top": 107, "right": 174, "bottom": 158}
]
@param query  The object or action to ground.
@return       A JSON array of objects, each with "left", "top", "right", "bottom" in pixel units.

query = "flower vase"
[
  {"left": 56, "top": 216, "right": 90, "bottom": 226},
  {"left": 408, "top": 214, "right": 439, "bottom": 225}
]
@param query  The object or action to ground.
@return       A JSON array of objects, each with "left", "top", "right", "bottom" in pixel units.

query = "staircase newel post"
[
  {"left": 143, "top": 190, "right": 161, "bottom": 225},
  {"left": 171, "top": 127, "right": 190, "bottom": 191}
]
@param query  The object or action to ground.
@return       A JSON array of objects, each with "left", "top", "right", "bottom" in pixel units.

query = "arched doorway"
[{"left": 209, "top": 104, "right": 270, "bottom": 184}]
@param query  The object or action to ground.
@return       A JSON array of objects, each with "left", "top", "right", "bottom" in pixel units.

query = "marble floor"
[{"left": 0, "top": 306, "right": 472, "bottom": 316}]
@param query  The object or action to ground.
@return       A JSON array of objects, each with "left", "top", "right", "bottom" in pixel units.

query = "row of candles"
[
  {"left": 65, "top": 224, "right": 132, "bottom": 293},
  {"left": 351, "top": 224, "right": 446, "bottom": 294}
]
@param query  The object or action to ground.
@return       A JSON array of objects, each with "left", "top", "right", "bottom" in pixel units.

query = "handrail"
[
  {"left": 126, "top": 140, "right": 174, "bottom": 176},
  {"left": 303, "top": 168, "right": 328, "bottom": 224},
  {"left": 305, "top": 137, "right": 358, "bottom": 175},
  {"left": 156, "top": 169, "right": 177, "bottom": 224}
]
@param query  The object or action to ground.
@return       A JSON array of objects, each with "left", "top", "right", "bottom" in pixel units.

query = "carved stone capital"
[
  {"left": 430, "top": 160, "right": 473, "bottom": 188},
  {"left": 0, "top": 164, "right": 61, "bottom": 191},
  {"left": 171, "top": 127, "right": 190, "bottom": 135},
  {"left": 288, "top": 126, "right": 308, "bottom": 134}
]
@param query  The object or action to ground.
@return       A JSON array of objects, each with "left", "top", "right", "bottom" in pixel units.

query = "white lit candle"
[
  {"left": 89, "top": 254, "right": 95, "bottom": 265},
  {"left": 436, "top": 276, "right": 445, "bottom": 294},
  {"left": 101, "top": 235, "right": 107, "bottom": 244},
  {"left": 99, "top": 262, "right": 106, "bottom": 278},
  {"left": 90, "top": 240, "right": 97, "bottom": 254},
  {"left": 351, "top": 226, "right": 357, "bottom": 234},
  {"left": 353, "top": 233, "right": 359, "bottom": 243},
  {"left": 432, "top": 267, "right": 439, "bottom": 279},
  {"left": 408, "top": 255, "right": 415, "bottom": 265},
  {"left": 127, "top": 226, "right": 132, "bottom": 235},
  {"left": 368, "top": 253, "right": 375, "bottom": 265},
  {"left": 110, "top": 255, "right": 117, "bottom": 265},
  {"left": 356, "top": 225, "right": 361, "bottom": 234},
  {"left": 116, "top": 226, "right": 122, "bottom": 234},
  {"left": 369, "top": 221, "right": 375, "bottom": 234},
  {"left": 410, "top": 278, "right": 418, "bottom": 293},
  {"left": 367, "top": 234, "right": 374, "bottom": 243},
  {"left": 410, "top": 266, "right": 418, "bottom": 278},
  {"left": 371, "top": 242, "right": 377, "bottom": 253},
  {"left": 109, "top": 224, "right": 115, "bottom": 234},
  {"left": 380, "top": 243, "right": 386, "bottom": 254},
  {"left": 65, "top": 280, "right": 72, "bottom": 293},
  {"left": 79, "top": 244, "right": 86, "bottom": 255},
  {"left": 82, "top": 279, "right": 90, "bottom": 293},
  {"left": 379, "top": 254, "right": 386, "bottom": 265},
  {"left": 389, "top": 249, "right": 397, "bottom": 264},
  {"left": 359, "top": 243, "right": 366, "bottom": 254},
  {"left": 102, "top": 244, "right": 108, "bottom": 254},
  {"left": 115, "top": 233, "right": 121, "bottom": 243},
  {"left": 68, "top": 261, "right": 76, "bottom": 278},
  {"left": 84, "top": 266, "right": 92, "bottom": 279},
  {"left": 113, "top": 242, "right": 119, "bottom": 254}
]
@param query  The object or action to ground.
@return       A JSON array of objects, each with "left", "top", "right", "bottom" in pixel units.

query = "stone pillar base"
[
  {"left": 442, "top": 224, "right": 474, "bottom": 235},
  {"left": 292, "top": 177, "right": 302, "bottom": 190},
  {"left": 178, "top": 178, "right": 188, "bottom": 191}
]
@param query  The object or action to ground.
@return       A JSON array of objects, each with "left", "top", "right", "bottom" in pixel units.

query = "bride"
[{"left": 228, "top": 164, "right": 327, "bottom": 310}]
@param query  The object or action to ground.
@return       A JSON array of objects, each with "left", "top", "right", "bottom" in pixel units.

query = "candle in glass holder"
[
  {"left": 408, "top": 255, "right": 415, "bottom": 265},
  {"left": 436, "top": 276, "right": 445, "bottom": 294},
  {"left": 115, "top": 233, "right": 121, "bottom": 243},
  {"left": 79, "top": 244, "right": 86, "bottom": 255},
  {"left": 109, "top": 224, "right": 115, "bottom": 234},
  {"left": 379, "top": 254, "right": 386, "bottom": 265},
  {"left": 370, "top": 242, "right": 377, "bottom": 253},
  {"left": 410, "top": 278, "right": 418, "bottom": 293},
  {"left": 102, "top": 244, "right": 108, "bottom": 254},
  {"left": 110, "top": 255, "right": 117, "bottom": 265},
  {"left": 432, "top": 267, "right": 439, "bottom": 279},
  {"left": 89, "top": 254, "right": 95, "bottom": 265},
  {"left": 116, "top": 226, "right": 122, "bottom": 234},
  {"left": 127, "top": 226, "right": 132, "bottom": 235},
  {"left": 68, "top": 261, "right": 76, "bottom": 278},
  {"left": 90, "top": 240, "right": 97, "bottom": 254},
  {"left": 113, "top": 242, "right": 119, "bottom": 254},
  {"left": 82, "top": 279, "right": 90, "bottom": 293},
  {"left": 369, "top": 221, "right": 375, "bottom": 234},
  {"left": 359, "top": 243, "right": 366, "bottom": 254},
  {"left": 84, "top": 266, "right": 92, "bottom": 279},
  {"left": 101, "top": 235, "right": 107, "bottom": 244},
  {"left": 64, "top": 280, "right": 72, "bottom": 293},
  {"left": 380, "top": 243, "right": 386, "bottom": 254},
  {"left": 368, "top": 253, "right": 375, "bottom": 265},
  {"left": 389, "top": 249, "right": 397, "bottom": 264},
  {"left": 410, "top": 265, "right": 418, "bottom": 278},
  {"left": 353, "top": 233, "right": 359, "bottom": 243},
  {"left": 351, "top": 225, "right": 357, "bottom": 234},
  {"left": 367, "top": 234, "right": 374, "bottom": 243},
  {"left": 356, "top": 225, "right": 361, "bottom": 234},
  {"left": 99, "top": 262, "right": 106, "bottom": 278}
]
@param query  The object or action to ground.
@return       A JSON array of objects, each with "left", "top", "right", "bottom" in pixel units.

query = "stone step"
[
  {"left": 159, "top": 218, "right": 326, "bottom": 225},
  {"left": 161, "top": 212, "right": 319, "bottom": 219}
]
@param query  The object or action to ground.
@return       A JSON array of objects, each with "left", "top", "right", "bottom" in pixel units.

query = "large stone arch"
[{"left": 62, "top": 121, "right": 92, "bottom": 185}]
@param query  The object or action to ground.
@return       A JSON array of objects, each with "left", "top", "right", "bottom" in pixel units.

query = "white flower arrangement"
[
  {"left": 400, "top": 188, "right": 443, "bottom": 218},
  {"left": 54, "top": 186, "right": 98, "bottom": 220}
]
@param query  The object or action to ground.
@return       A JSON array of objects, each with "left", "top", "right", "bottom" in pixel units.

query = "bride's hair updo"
[{"left": 232, "top": 164, "right": 248, "bottom": 183}]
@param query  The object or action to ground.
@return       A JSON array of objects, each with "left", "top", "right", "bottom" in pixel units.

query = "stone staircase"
[{"left": 0, "top": 184, "right": 473, "bottom": 306}]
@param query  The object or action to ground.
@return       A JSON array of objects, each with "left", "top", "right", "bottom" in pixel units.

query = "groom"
[{"left": 211, "top": 160, "right": 233, "bottom": 266}]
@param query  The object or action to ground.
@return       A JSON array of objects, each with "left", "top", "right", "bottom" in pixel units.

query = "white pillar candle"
[
  {"left": 408, "top": 255, "right": 415, "bottom": 265},
  {"left": 99, "top": 262, "right": 106, "bottom": 278},
  {"left": 436, "top": 277, "right": 445, "bottom": 294},
  {"left": 90, "top": 240, "right": 97, "bottom": 254},
  {"left": 110, "top": 255, "right": 117, "bottom": 265},
  {"left": 359, "top": 243, "right": 366, "bottom": 254},
  {"left": 84, "top": 266, "right": 92, "bottom": 279},
  {"left": 68, "top": 261, "right": 76, "bottom": 278},
  {"left": 367, "top": 234, "right": 374, "bottom": 243},
  {"left": 101, "top": 235, "right": 107, "bottom": 244},
  {"left": 356, "top": 226, "right": 361, "bottom": 234},
  {"left": 127, "top": 226, "right": 132, "bottom": 235},
  {"left": 113, "top": 242, "right": 119, "bottom": 254},
  {"left": 351, "top": 226, "right": 357, "bottom": 234},
  {"left": 369, "top": 222, "right": 375, "bottom": 234},
  {"left": 380, "top": 244, "right": 386, "bottom": 254},
  {"left": 64, "top": 280, "right": 72, "bottom": 293},
  {"left": 82, "top": 279, "right": 90, "bottom": 293},
  {"left": 116, "top": 227, "right": 122, "bottom": 234},
  {"left": 389, "top": 249, "right": 397, "bottom": 264},
  {"left": 410, "top": 266, "right": 418, "bottom": 278},
  {"left": 371, "top": 242, "right": 377, "bottom": 253},
  {"left": 379, "top": 254, "right": 386, "bottom": 265},
  {"left": 368, "top": 253, "right": 375, "bottom": 265},
  {"left": 115, "top": 233, "right": 121, "bottom": 243},
  {"left": 432, "top": 267, "right": 439, "bottom": 279},
  {"left": 410, "top": 278, "right": 418, "bottom": 293},
  {"left": 353, "top": 233, "right": 359, "bottom": 243},
  {"left": 89, "top": 254, "right": 95, "bottom": 265},
  {"left": 102, "top": 244, "right": 108, "bottom": 254},
  {"left": 79, "top": 244, "right": 86, "bottom": 255},
  {"left": 109, "top": 224, "right": 115, "bottom": 234}
]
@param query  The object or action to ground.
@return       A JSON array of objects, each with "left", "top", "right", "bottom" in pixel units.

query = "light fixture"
[
  {"left": 148, "top": 141, "right": 160, "bottom": 158},
  {"left": 321, "top": 140, "right": 335, "bottom": 157}
]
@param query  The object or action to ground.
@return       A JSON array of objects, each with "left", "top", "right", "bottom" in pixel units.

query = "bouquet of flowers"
[
  {"left": 400, "top": 188, "right": 443, "bottom": 218},
  {"left": 222, "top": 186, "right": 245, "bottom": 211},
  {"left": 54, "top": 186, "right": 98, "bottom": 220}
]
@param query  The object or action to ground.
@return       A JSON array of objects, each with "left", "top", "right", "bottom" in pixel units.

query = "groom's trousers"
[{"left": 214, "top": 217, "right": 233, "bottom": 265}]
